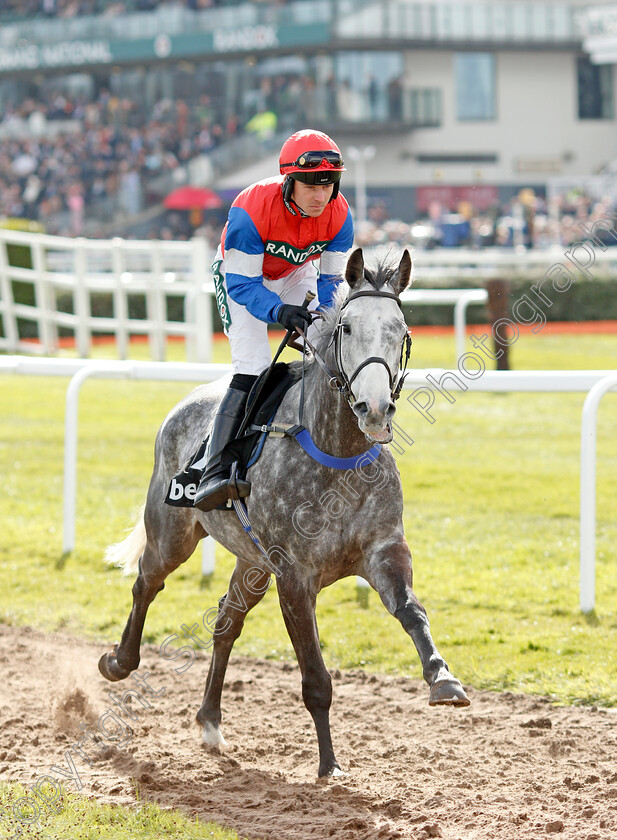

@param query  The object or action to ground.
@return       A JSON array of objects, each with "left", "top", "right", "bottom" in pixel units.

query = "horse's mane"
[
  {"left": 313, "top": 256, "right": 400, "bottom": 356},
  {"left": 313, "top": 284, "right": 346, "bottom": 355}
]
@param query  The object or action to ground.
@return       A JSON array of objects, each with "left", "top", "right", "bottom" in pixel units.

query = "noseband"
[{"left": 302, "top": 289, "right": 412, "bottom": 410}]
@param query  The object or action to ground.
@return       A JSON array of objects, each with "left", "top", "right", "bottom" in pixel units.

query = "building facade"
[{"left": 0, "top": 0, "right": 614, "bottom": 223}]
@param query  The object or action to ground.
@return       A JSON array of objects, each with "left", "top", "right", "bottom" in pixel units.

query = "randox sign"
[{"left": 213, "top": 24, "right": 279, "bottom": 53}]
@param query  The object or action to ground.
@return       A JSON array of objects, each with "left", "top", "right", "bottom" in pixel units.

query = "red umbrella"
[{"left": 164, "top": 185, "right": 223, "bottom": 210}]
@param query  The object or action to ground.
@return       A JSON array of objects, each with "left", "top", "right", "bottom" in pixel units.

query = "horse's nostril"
[
  {"left": 353, "top": 400, "right": 369, "bottom": 418},
  {"left": 375, "top": 399, "right": 396, "bottom": 420}
]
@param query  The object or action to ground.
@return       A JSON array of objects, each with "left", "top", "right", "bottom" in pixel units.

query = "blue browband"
[{"left": 293, "top": 427, "right": 381, "bottom": 470}]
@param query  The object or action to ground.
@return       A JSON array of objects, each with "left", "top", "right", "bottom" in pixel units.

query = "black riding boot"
[{"left": 193, "top": 383, "right": 253, "bottom": 512}]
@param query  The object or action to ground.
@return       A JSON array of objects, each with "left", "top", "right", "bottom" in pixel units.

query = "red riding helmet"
[
  {"left": 279, "top": 130, "right": 345, "bottom": 202},
  {"left": 279, "top": 129, "right": 345, "bottom": 182}
]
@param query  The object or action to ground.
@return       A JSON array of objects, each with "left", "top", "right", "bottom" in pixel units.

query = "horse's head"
[{"left": 334, "top": 247, "right": 412, "bottom": 443}]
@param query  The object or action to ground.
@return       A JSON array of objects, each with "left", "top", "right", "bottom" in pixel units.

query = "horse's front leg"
[
  {"left": 277, "top": 575, "right": 341, "bottom": 778},
  {"left": 365, "top": 538, "right": 470, "bottom": 707}
]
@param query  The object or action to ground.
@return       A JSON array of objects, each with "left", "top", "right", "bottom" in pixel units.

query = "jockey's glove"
[{"left": 276, "top": 304, "right": 313, "bottom": 333}]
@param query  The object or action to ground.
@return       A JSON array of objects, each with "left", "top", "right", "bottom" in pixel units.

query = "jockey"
[{"left": 194, "top": 128, "right": 354, "bottom": 512}]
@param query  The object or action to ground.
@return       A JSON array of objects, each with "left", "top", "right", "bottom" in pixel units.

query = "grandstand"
[{"left": 1, "top": 0, "right": 616, "bottom": 247}]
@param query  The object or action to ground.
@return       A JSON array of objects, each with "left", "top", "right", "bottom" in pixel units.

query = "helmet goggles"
[{"left": 281, "top": 150, "right": 344, "bottom": 170}]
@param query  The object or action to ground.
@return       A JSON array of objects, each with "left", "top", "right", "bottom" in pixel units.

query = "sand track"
[{"left": 1, "top": 623, "right": 616, "bottom": 840}]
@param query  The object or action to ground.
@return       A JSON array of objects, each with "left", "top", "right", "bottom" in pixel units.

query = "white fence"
[
  {"left": 0, "top": 230, "right": 490, "bottom": 365},
  {"left": 389, "top": 242, "right": 617, "bottom": 280},
  {"left": 0, "top": 229, "right": 213, "bottom": 362},
  {"left": 12, "top": 230, "right": 615, "bottom": 365},
  {"left": 4, "top": 230, "right": 617, "bottom": 361},
  {"left": 2, "top": 230, "right": 616, "bottom": 608},
  {"left": 1, "top": 356, "right": 615, "bottom": 612}
]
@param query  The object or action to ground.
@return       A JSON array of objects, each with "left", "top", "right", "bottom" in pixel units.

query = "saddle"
[{"left": 165, "top": 362, "right": 302, "bottom": 509}]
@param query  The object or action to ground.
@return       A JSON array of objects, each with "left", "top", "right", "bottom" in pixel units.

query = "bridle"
[
  {"left": 299, "top": 288, "right": 412, "bottom": 414},
  {"left": 333, "top": 289, "right": 412, "bottom": 404}
]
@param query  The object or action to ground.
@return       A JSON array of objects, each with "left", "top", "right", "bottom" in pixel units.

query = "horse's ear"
[
  {"left": 345, "top": 248, "right": 364, "bottom": 289},
  {"left": 392, "top": 249, "right": 412, "bottom": 295}
]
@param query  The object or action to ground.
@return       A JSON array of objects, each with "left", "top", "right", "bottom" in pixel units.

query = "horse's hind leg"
[
  {"left": 276, "top": 577, "right": 341, "bottom": 778},
  {"left": 196, "top": 560, "right": 271, "bottom": 747},
  {"left": 99, "top": 508, "right": 203, "bottom": 682},
  {"left": 366, "top": 538, "right": 470, "bottom": 707}
]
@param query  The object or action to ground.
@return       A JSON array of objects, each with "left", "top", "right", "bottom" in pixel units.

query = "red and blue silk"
[{"left": 220, "top": 177, "right": 354, "bottom": 323}]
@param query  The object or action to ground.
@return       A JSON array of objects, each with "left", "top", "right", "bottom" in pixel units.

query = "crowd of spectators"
[
  {"left": 166, "top": 191, "right": 617, "bottom": 253},
  {"left": 0, "top": 65, "right": 325, "bottom": 236},
  {"left": 353, "top": 192, "right": 617, "bottom": 252},
  {"left": 1, "top": 73, "right": 614, "bottom": 248},
  {"left": 3, "top": 82, "right": 614, "bottom": 248},
  {"left": 0, "top": 0, "right": 279, "bottom": 18},
  {"left": 0, "top": 89, "right": 242, "bottom": 234},
  {"left": 0, "top": 1, "right": 128, "bottom": 17}
]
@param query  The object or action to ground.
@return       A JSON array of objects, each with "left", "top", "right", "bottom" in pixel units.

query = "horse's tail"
[{"left": 104, "top": 506, "right": 146, "bottom": 576}]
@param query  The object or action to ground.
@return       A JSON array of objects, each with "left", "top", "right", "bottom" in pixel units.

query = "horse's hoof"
[
  {"left": 98, "top": 649, "right": 131, "bottom": 682},
  {"left": 201, "top": 721, "right": 226, "bottom": 749},
  {"left": 429, "top": 678, "right": 470, "bottom": 707},
  {"left": 317, "top": 762, "right": 344, "bottom": 778}
]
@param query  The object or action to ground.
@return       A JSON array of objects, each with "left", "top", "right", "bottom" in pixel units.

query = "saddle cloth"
[{"left": 165, "top": 362, "right": 302, "bottom": 508}]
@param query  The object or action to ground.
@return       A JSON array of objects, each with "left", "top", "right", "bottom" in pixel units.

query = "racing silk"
[{"left": 221, "top": 176, "right": 353, "bottom": 323}]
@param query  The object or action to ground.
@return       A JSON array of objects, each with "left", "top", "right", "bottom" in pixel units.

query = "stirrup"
[{"left": 194, "top": 472, "right": 251, "bottom": 513}]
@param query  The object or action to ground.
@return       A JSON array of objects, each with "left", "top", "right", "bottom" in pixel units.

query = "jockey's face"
[{"left": 292, "top": 180, "right": 334, "bottom": 217}]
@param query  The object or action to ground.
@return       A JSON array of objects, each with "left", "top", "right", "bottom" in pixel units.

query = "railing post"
[
  {"left": 31, "top": 237, "right": 57, "bottom": 354},
  {"left": 580, "top": 373, "right": 617, "bottom": 613},
  {"left": 355, "top": 575, "right": 370, "bottom": 608},
  {"left": 202, "top": 536, "right": 216, "bottom": 579},
  {"left": 74, "top": 240, "right": 91, "bottom": 358},
  {"left": 485, "top": 278, "right": 511, "bottom": 370},
  {"left": 148, "top": 242, "right": 166, "bottom": 362},
  {"left": 63, "top": 364, "right": 100, "bottom": 554},
  {"left": 453, "top": 292, "right": 481, "bottom": 361},
  {"left": 0, "top": 232, "right": 19, "bottom": 351},
  {"left": 189, "top": 237, "right": 213, "bottom": 363},
  {"left": 63, "top": 362, "right": 134, "bottom": 554},
  {"left": 112, "top": 238, "right": 129, "bottom": 360}
]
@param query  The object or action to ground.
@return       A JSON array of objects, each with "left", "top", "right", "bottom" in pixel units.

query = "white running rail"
[
  {"left": 1, "top": 357, "right": 615, "bottom": 609},
  {"left": 579, "top": 373, "right": 617, "bottom": 613}
]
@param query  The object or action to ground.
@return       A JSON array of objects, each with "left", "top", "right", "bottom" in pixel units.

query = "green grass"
[
  {"left": 1, "top": 329, "right": 616, "bottom": 702},
  {"left": 0, "top": 782, "right": 241, "bottom": 839},
  {"left": 1, "top": 328, "right": 616, "bottom": 835}
]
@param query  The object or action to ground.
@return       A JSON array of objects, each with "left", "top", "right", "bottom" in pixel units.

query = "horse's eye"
[{"left": 341, "top": 323, "right": 351, "bottom": 335}]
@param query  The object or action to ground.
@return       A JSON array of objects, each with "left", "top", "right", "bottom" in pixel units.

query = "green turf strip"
[{"left": 0, "top": 782, "right": 243, "bottom": 839}]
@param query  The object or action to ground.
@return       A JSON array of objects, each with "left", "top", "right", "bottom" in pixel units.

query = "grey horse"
[{"left": 99, "top": 248, "right": 470, "bottom": 778}]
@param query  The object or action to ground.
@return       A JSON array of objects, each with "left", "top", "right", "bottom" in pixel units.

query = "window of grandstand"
[
  {"left": 454, "top": 52, "right": 496, "bottom": 121},
  {"left": 330, "top": 51, "right": 404, "bottom": 123},
  {"left": 577, "top": 57, "right": 614, "bottom": 120},
  {"left": 408, "top": 89, "right": 442, "bottom": 127}
]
